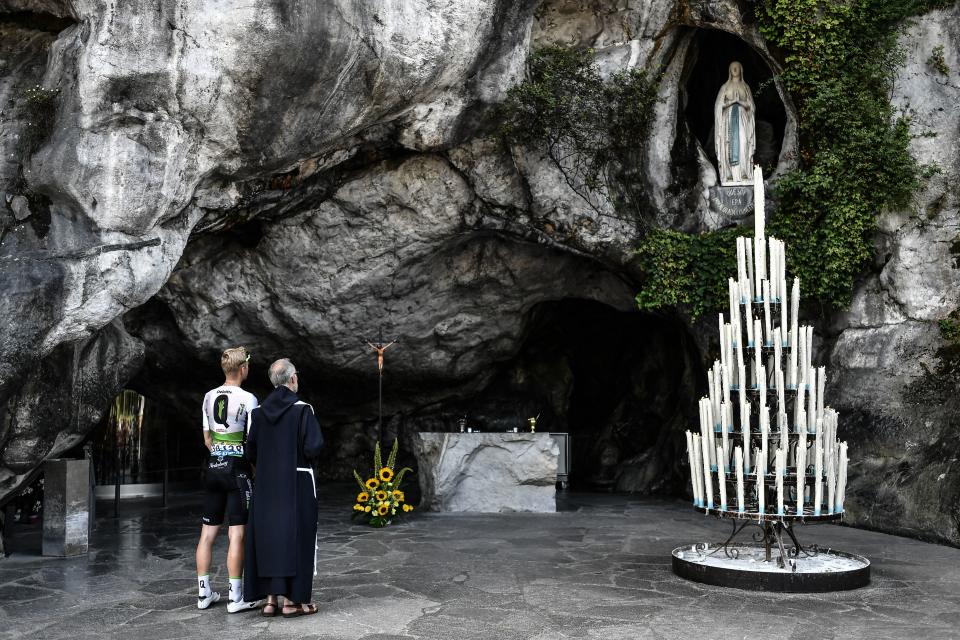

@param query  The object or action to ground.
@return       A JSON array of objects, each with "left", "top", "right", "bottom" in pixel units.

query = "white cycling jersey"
[{"left": 202, "top": 385, "right": 258, "bottom": 457}]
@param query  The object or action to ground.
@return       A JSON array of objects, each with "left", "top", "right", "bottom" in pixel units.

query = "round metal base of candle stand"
[
  {"left": 671, "top": 544, "right": 870, "bottom": 592},
  {"left": 672, "top": 507, "right": 869, "bottom": 592}
]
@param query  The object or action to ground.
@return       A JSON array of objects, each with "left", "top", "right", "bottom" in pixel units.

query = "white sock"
[
  {"left": 229, "top": 577, "right": 242, "bottom": 602},
  {"left": 198, "top": 575, "right": 211, "bottom": 598}
]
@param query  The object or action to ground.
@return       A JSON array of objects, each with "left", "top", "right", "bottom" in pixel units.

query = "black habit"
[{"left": 244, "top": 385, "right": 324, "bottom": 603}]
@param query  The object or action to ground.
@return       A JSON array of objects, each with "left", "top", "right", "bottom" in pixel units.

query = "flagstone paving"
[{"left": 1, "top": 487, "right": 959, "bottom": 640}]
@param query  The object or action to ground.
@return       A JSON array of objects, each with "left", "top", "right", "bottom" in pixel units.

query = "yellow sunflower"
[
  {"left": 357, "top": 492, "right": 370, "bottom": 503},
  {"left": 364, "top": 505, "right": 372, "bottom": 512},
  {"left": 402, "top": 504, "right": 413, "bottom": 512},
  {"left": 392, "top": 490, "right": 404, "bottom": 501},
  {"left": 365, "top": 478, "right": 380, "bottom": 490},
  {"left": 375, "top": 490, "right": 387, "bottom": 502},
  {"left": 377, "top": 504, "right": 389, "bottom": 516},
  {"left": 379, "top": 467, "right": 394, "bottom": 482}
]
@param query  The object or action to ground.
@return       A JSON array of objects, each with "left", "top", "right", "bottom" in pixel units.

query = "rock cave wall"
[{"left": 1, "top": 0, "right": 959, "bottom": 546}]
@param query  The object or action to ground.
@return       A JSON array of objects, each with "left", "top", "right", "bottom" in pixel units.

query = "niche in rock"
[
  {"left": 682, "top": 29, "right": 787, "bottom": 177},
  {"left": 446, "top": 299, "right": 704, "bottom": 494}
]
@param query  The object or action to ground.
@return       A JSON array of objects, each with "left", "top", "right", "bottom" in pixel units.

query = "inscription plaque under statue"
[{"left": 710, "top": 185, "right": 755, "bottom": 218}]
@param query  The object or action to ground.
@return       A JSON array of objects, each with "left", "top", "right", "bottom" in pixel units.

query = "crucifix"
[{"left": 362, "top": 327, "right": 398, "bottom": 441}]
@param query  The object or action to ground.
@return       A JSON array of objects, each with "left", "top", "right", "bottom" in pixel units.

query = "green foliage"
[
  {"left": 755, "top": 0, "right": 934, "bottom": 309},
  {"left": 635, "top": 229, "right": 739, "bottom": 319},
  {"left": 499, "top": 45, "right": 659, "bottom": 219},
  {"left": 927, "top": 44, "right": 949, "bottom": 75},
  {"left": 939, "top": 310, "right": 960, "bottom": 345},
  {"left": 21, "top": 85, "right": 59, "bottom": 155}
]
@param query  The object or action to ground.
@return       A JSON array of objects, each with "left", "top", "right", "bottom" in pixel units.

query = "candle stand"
[{"left": 673, "top": 166, "right": 870, "bottom": 592}]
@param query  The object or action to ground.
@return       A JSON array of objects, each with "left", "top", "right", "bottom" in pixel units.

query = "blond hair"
[{"left": 221, "top": 346, "right": 249, "bottom": 375}]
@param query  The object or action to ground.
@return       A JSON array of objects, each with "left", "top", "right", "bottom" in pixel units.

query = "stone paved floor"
[{"left": 2, "top": 486, "right": 959, "bottom": 640}]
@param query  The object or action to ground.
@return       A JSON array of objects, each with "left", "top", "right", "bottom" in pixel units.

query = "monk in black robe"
[{"left": 244, "top": 358, "right": 324, "bottom": 617}]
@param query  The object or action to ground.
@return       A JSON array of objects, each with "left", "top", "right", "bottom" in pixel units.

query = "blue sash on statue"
[{"left": 728, "top": 104, "right": 740, "bottom": 167}]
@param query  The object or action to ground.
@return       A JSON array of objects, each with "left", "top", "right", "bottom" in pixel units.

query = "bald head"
[{"left": 269, "top": 358, "right": 298, "bottom": 391}]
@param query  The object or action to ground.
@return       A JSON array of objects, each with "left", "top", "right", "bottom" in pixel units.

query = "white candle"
[
  {"left": 746, "top": 237, "right": 754, "bottom": 305},
  {"left": 817, "top": 366, "right": 826, "bottom": 426},
  {"left": 795, "top": 377, "right": 805, "bottom": 433},
  {"left": 791, "top": 277, "right": 800, "bottom": 348},
  {"left": 807, "top": 367, "right": 817, "bottom": 433},
  {"left": 763, "top": 280, "right": 772, "bottom": 345},
  {"left": 769, "top": 240, "right": 778, "bottom": 300},
  {"left": 700, "top": 433, "right": 714, "bottom": 509},
  {"left": 686, "top": 432, "right": 699, "bottom": 505},
  {"left": 736, "top": 238, "right": 747, "bottom": 295},
  {"left": 776, "top": 369, "right": 786, "bottom": 422},
  {"left": 706, "top": 399, "right": 717, "bottom": 470},
  {"left": 826, "top": 440, "right": 837, "bottom": 515},
  {"left": 773, "top": 327, "right": 783, "bottom": 377},
  {"left": 735, "top": 447, "right": 745, "bottom": 513},
  {"left": 757, "top": 455, "right": 766, "bottom": 514},
  {"left": 730, "top": 281, "right": 742, "bottom": 349},
  {"left": 760, "top": 406, "right": 769, "bottom": 476},
  {"left": 814, "top": 422, "right": 823, "bottom": 515},
  {"left": 796, "top": 427, "right": 807, "bottom": 516},
  {"left": 754, "top": 164, "right": 765, "bottom": 240},
  {"left": 776, "top": 448, "right": 785, "bottom": 515},
  {"left": 719, "top": 314, "right": 727, "bottom": 371},
  {"left": 745, "top": 293, "right": 754, "bottom": 346},
  {"left": 694, "top": 434, "right": 706, "bottom": 507},
  {"left": 720, "top": 403, "right": 730, "bottom": 469},
  {"left": 753, "top": 319, "right": 762, "bottom": 384},
  {"left": 779, "top": 276, "right": 788, "bottom": 342},
  {"left": 836, "top": 441, "right": 848, "bottom": 512},
  {"left": 717, "top": 446, "right": 728, "bottom": 510},
  {"left": 754, "top": 240, "right": 764, "bottom": 300}
]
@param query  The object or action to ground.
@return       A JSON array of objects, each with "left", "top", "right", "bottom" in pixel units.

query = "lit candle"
[
  {"left": 722, "top": 358, "right": 731, "bottom": 405},
  {"left": 717, "top": 446, "right": 728, "bottom": 511},
  {"left": 779, "top": 275, "right": 788, "bottom": 343},
  {"left": 745, "top": 293, "right": 754, "bottom": 346},
  {"left": 795, "top": 376, "right": 805, "bottom": 433},
  {"left": 735, "top": 447, "right": 745, "bottom": 513},
  {"left": 746, "top": 237, "right": 754, "bottom": 307},
  {"left": 788, "top": 328, "right": 798, "bottom": 388}
]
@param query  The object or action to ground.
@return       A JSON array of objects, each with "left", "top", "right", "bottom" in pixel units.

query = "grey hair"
[{"left": 268, "top": 358, "right": 296, "bottom": 387}]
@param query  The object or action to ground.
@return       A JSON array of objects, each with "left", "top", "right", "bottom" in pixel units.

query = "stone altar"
[{"left": 413, "top": 433, "right": 559, "bottom": 513}]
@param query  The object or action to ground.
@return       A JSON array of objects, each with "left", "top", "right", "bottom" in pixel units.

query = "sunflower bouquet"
[{"left": 351, "top": 439, "right": 414, "bottom": 527}]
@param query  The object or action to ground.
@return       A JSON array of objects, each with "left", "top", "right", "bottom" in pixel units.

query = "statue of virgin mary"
[{"left": 714, "top": 61, "right": 756, "bottom": 185}]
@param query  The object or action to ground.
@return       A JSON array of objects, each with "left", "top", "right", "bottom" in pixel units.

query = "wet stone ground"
[{"left": 1, "top": 486, "right": 959, "bottom": 640}]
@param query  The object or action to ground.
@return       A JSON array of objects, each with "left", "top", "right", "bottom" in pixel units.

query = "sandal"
[
  {"left": 261, "top": 599, "right": 279, "bottom": 617},
  {"left": 281, "top": 603, "right": 318, "bottom": 618}
]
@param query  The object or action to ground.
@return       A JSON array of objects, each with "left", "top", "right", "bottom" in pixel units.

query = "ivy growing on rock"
[
  {"left": 635, "top": 0, "right": 946, "bottom": 318},
  {"left": 498, "top": 45, "right": 659, "bottom": 221}
]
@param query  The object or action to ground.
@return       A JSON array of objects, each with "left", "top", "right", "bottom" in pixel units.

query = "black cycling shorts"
[{"left": 202, "top": 457, "right": 252, "bottom": 527}]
